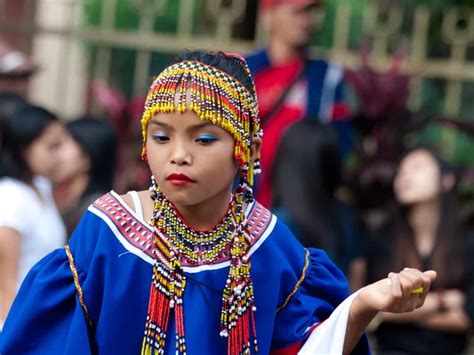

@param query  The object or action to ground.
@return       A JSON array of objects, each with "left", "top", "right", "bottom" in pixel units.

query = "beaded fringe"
[
  {"left": 140, "top": 60, "right": 261, "bottom": 186},
  {"left": 141, "top": 59, "right": 261, "bottom": 355},
  {"left": 141, "top": 186, "right": 258, "bottom": 355}
]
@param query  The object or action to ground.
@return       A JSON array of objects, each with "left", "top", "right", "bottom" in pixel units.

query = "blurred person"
[
  {"left": 0, "top": 105, "right": 67, "bottom": 325},
  {"left": 0, "top": 37, "right": 36, "bottom": 95},
  {"left": 272, "top": 120, "right": 364, "bottom": 286},
  {"left": 55, "top": 116, "right": 118, "bottom": 236},
  {"left": 0, "top": 92, "right": 29, "bottom": 155},
  {"left": 0, "top": 92, "right": 28, "bottom": 120},
  {"left": 361, "top": 147, "right": 474, "bottom": 354},
  {"left": 246, "top": 0, "right": 351, "bottom": 207}
]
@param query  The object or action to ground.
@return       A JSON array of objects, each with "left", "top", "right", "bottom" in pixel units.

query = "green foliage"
[
  {"left": 311, "top": 0, "right": 368, "bottom": 50},
  {"left": 84, "top": 0, "right": 190, "bottom": 31}
]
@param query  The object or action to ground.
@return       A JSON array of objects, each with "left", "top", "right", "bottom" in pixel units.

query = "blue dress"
[{"left": 0, "top": 192, "right": 369, "bottom": 354}]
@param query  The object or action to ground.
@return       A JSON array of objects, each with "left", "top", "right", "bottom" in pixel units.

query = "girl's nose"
[{"left": 170, "top": 142, "right": 192, "bottom": 166}]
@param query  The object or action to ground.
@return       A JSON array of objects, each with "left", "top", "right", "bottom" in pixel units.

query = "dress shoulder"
[{"left": 0, "top": 248, "right": 94, "bottom": 354}]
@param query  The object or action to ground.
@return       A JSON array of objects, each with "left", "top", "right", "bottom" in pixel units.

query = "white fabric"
[
  {"left": 0, "top": 51, "right": 26, "bottom": 72},
  {"left": 128, "top": 191, "right": 144, "bottom": 221},
  {"left": 298, "top": 291, "right": 361, "bottom": 355},
  {"left": 0, "top": 176, "right": 66, "bottom": 290},
  {"left": 319, "top": 64, "right": 343, "bottom": 123}
]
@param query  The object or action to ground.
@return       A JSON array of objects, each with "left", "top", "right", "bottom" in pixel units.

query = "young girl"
[
  {"left": 271, "top": 120, "right": 363, "bottom": 280},
  {"left": 56, "top": 116, "right": 118, "bottom": 236},
  {"left": 0, "top": 52, "right": 435, "bottom": 354},
  {"left": 362, "top": 147, "right": 474, "bottom": 354},
  {"left": 0, "top": 105, "right": 68, "bottom": 326}
]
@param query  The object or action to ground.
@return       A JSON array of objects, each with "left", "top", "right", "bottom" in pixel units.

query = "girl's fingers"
[
  {"left": 423, "top": 270, "right": 437, "bottom": 282},
  {"left": 401, "top": 268, "right": 424, "bottom": 290},
  {"left": 397, "top": 272, "right": 415, "bottom": 298},
  {"left": 397, "top": 272, "right": 421, "bottom": 311},
  {"left": 401, "top": 268, "right": 436, "bottom": 309},
  {"left": 388, "top": 272, "right": 402, "bottom": 298},
  {"left": 384, "top": 269, "right": 437, "bottom": 312},
  {"left": 388, "top": 272, "right": 402, "bottom": 311},
  {"left": 417, "top": 271, "right": 436, "bottom": 305}
]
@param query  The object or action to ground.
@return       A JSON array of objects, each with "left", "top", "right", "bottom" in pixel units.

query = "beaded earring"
[{"left": 253, "top": 159, "right": 262, "bottom": 176}]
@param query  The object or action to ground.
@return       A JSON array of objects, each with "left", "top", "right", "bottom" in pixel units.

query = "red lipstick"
[{"left": 166, "top": 173, "right": 196, "bottom": 186}]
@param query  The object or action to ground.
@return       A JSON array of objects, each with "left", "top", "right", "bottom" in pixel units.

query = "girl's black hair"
[
  {"left": 388, "top": 146, "right": 465, "bottom": 289},
  {"left": 272, "top": 120, "right": 345, "bottom": 258},
  {"left": 0, "top": 92, "right": 29, "bottom": 119},
  {"left": 66, "top": 116, "right": 117, "bottom": 200},
  {"left": 173, "top": 51, "right": 256, "bottom": 99},
  {"left": 0, "top": 105, "right": 58, "bottom": 182}
]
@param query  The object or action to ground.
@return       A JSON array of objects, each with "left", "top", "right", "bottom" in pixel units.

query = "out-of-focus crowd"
[{"left": 0, "top": 91, "right": 117, "bottom": 327}]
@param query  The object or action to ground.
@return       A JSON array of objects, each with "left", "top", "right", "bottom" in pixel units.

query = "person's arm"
[
  {"left": 419, "top": 309, "right": 471, "bottom": 332},
  {"left": 379, "top": 288, "right": 468, "bottom": 327},
  {"left": 0, "top": 227, "right": 21, "bottom": 321},
  {"left": 343, "top": 268, "right": 437, "bottom": 355}
]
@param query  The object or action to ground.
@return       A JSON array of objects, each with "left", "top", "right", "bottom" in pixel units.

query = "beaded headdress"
[
  {"left": 140, "top": 55, "right": 262, "bottom": 355},
  {"left": 141, "top": 58, "right": 262, "bottom": 186}
]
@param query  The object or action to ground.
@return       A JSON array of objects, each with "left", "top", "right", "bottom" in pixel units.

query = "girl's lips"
[
  {"left": 166, "top": 173, "right": 196, "bottom": 186},
  {"left": 168, "top": 180, "right": 193, "bottom": 187}
]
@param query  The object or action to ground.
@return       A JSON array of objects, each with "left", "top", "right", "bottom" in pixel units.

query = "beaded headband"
[{"left": 140, "top": 59, "right": 262, "bottom": 184}]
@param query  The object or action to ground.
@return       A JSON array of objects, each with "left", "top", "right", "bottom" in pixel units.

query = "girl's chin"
[{"left": 163, "top": 193, "right": 200, "bottom": 207}]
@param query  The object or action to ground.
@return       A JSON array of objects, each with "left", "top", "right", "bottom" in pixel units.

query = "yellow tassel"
[{"left": 248, "top": 164, "right": 254, "bottom": 186}]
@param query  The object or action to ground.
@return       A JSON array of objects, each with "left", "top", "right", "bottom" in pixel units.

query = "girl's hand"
[{"left": 357, "top": 268, "right": 437, "bottom": 313}]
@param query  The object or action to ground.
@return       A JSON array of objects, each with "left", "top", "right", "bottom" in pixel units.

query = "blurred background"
[
  {"left": 1, "top": 0, "right": 474, "bottom": 352},
  {"left": 1, "top": 0, "right": 473, "bottom": 192}
]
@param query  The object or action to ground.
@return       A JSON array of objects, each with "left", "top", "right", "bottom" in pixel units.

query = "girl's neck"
[
  {"left": 59, "top": 173, "right": 90, "bottom": 212},
  {"left": 408, "top": 198, "right": 440, "bottom": 256},
  {"left": 268, "top": 38, "right": 303, "bottom": 66},
  {"left": 170, "top": 190, "right": 236, "bottom": 231}
]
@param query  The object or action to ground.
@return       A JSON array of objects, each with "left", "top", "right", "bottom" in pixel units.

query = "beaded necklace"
[
  {"left": 151, "top": 177, "right": 238, "bottom": 266},
  {"left": 140, "top": 56, "right": 261, "bottom": 355}
]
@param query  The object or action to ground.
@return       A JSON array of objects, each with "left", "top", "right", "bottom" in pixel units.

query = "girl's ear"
[
  {"left": 250, "top": 137, "right": 262, "bottom": 163},
  {"left": 441, "top": 173, "right": 456, "bottom": 192}
]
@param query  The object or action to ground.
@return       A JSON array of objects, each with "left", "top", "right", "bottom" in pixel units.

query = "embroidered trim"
[
  {"left": 90, "top": 192, "right": 274, "bottom": 270},
  {"left": 65, "top": 245, "right": 93, "bottom": 329},
  {"left": 276, "top": 249, "right": 310, "bottom": 314}
]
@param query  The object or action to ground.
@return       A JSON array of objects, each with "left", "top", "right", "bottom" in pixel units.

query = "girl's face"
[
  {"left": 394, "top": 149, "right": 442, "bottom": 206},
  {"left": 55, "top": 134, "right": 90, "bottom": 183},
  {"left": 266, "top": 4, "right": 317, "bottom": 49},
  {"left": 146, "top": 110, "right": 239, "bottom": 209},
  {"left": 23, "top": 121, "right": 68, "bottom": 183}
]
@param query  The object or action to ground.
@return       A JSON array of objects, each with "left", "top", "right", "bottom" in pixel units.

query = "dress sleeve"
[
  {"left": 271, "top": 248, "right": 370, "bottom": 354},
  {"left": 0, "top": 248, "right": 94, "bottom": 354}
]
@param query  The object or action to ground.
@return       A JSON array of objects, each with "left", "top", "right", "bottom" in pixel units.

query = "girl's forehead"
[
  {"left": 402, "top": 149, "right": 436, "bottom": 167},
  {"left": 149, "top": 111, "right": 231, "bottom": 134}
]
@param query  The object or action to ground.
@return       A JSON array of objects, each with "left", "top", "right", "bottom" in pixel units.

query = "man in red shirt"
[{"left": 246, "top": 0, "right": 351, "bottom": 207}]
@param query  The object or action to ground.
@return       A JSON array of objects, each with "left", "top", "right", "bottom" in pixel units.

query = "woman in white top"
[{"left": 0, "top": 105, "right": 67, "bottom": 324}]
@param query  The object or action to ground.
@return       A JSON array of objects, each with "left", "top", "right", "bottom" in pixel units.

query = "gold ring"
[{"left": 410, "top": 287, "right": 424, "bottom": 295}]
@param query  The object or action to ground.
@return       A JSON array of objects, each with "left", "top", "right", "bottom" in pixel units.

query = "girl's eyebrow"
[
  {"left": 149, "top": 119, "right": 214, "bottom": 131},
  {"left": 188, "top": 122, "right": 213, "bottom": 132},
  {"left": 149, "top": 119, "right": 168, "bottom": 127}
]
